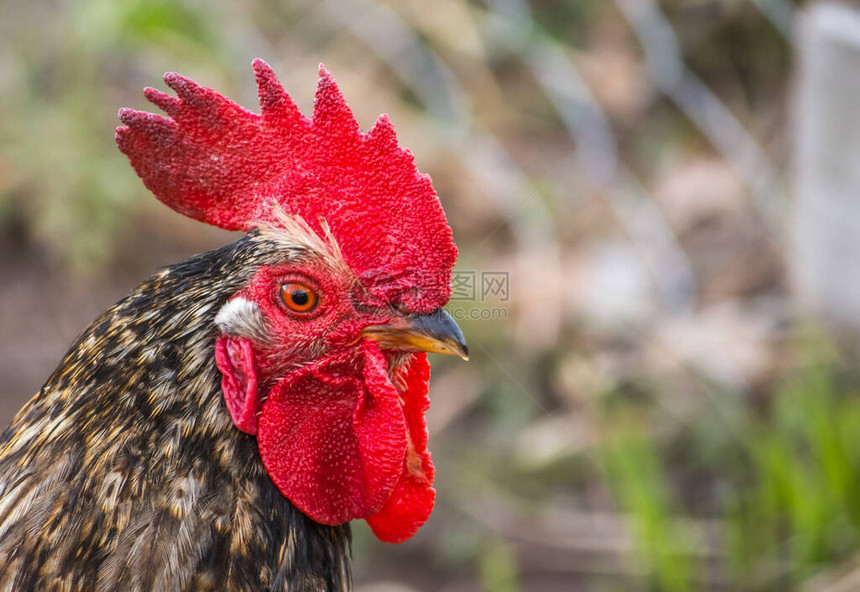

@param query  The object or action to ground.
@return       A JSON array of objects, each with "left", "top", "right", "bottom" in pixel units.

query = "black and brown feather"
[{"left": 0, "top": 233, "right": 351, "bottom": 592}]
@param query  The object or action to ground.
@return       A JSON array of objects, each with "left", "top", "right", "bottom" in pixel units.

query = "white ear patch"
[{"left": 215, "top": 297, "right": 270, "bottom": 343}]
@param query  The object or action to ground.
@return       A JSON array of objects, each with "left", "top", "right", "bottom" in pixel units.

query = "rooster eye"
[{"left": 280, "top": 283, "right": 318, "bottom": 313}]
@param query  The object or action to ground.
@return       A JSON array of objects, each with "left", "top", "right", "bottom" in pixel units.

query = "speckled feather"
[{"left": 0, "top": 234, "right": 351, "bottom": 591}]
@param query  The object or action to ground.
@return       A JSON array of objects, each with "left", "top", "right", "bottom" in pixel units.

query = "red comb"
[{"left": 117, "top": 59, "right": 456, "bottom": 312}]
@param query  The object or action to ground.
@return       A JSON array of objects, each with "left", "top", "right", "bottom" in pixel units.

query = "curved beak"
[{"left": 362, "top": 309, "right": 469, "bottom": 361}]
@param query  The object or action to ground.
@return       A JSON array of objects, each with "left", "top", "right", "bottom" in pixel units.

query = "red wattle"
[
  {"left": 221, "top": 336, "right": 437, "bottom": 542},
  {"left": 214, "top": 336, "right": 261, "bottom": 435},
  {"left": 366, "top": 471, "right": 436, "bottom": 543},
  {"left": 365, "top": 353, "right": 436, "bottom": 542},
  {"left": 257, "top": 343, "right": 407, "bottom": 526}
]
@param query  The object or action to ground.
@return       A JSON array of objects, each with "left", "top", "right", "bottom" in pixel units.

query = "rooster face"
[
  {"left": 213, "top": 227, "right": 466, "bottom": 542},
  {"left": 117, "top": 60, "right": 463, "bottom": 543}
]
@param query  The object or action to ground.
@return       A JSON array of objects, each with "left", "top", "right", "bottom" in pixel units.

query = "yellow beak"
[{"left": 361, "top": 309, "right": 469, "bottom": 361}]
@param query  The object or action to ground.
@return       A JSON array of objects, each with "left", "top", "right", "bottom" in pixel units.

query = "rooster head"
[{"left": 115, "top": 60, "right": 465, "bottom": 543}]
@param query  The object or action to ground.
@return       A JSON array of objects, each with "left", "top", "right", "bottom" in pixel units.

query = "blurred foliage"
[
  {"left": 727, "top": 341, "right": 860, "bottom": 590},
  {"left": 478, "top": 538, "right": 520, "bottom": 592},
  {"left": 0, "top": 0, "right": 232, "bottom": 271},
  {"left": 596, "top": 332, "right": 860, "bottom": 591},
  {"left": 603, "top": 415, "right": 696, "bottom": 592}
]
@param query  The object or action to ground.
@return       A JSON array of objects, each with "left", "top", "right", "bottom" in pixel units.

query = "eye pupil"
[
  {"left": 291, "top": 290, "right": 309, "bottom": 306},
  {"left": 280, "top": 282, "right": 318, "bottom": 313}
]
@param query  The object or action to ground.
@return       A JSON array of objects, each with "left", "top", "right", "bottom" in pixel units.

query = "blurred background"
[{"left": 7, "top": 0, "right": 860, "bottom": 589}]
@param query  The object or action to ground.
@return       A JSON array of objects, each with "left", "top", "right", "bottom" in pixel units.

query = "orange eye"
[{"left": 280, "top": 282, "right": 318, "bottom": 313}]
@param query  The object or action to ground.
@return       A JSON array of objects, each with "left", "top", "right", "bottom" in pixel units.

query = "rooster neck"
[{"left": 0, "top": 236, "right": 352, "bottom": 592}]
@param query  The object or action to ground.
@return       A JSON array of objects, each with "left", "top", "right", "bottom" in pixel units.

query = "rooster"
[{"left": 0, "top": 59, "right": 467, "bottom": 591}]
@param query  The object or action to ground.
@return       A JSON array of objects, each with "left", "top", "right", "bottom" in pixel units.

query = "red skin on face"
[{"left": 215, "top": 262, "right": 436, "bottom": 542}]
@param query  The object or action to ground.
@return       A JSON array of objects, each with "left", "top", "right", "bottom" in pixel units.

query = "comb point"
[
  {"left": 117, "top": 107, "right": 172, "bottom": 128},
  {"left": 115, "top": 125, "right": 130, "bottom": 144},
  {"left": 312, "top": 65, "right": 359, "bottom": 134},
  {"left": 163, "top": 72, "right": 205, "bottom": 104},
  {"left": 162, "top": 71, "right": 182, "bottom": 87},
  {"left": 117, "top": 107, "right": 143, "bottom": 126},
  {"left": 368, "top": 114, "right": 399, "bottom": 150},
  {"left": 253, "top": 58, "right": 301, "bottom": 122},
  {"left": 144, "top": 87, "right": 181, "bottom": 116}
]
